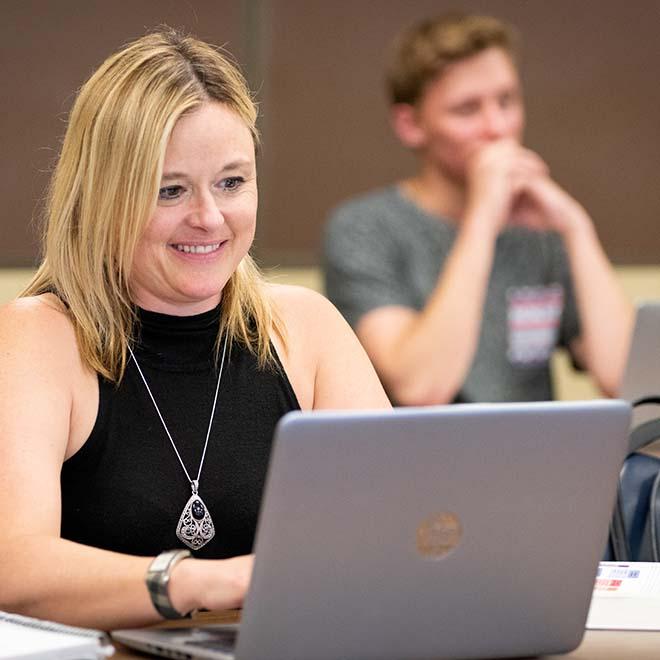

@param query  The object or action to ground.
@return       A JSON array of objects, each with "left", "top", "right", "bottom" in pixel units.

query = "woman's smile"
[
  {"left": 130, "top": 101, "right": 257, "bottom": 315},
  {"left": 170, "top": 240, "right": 227, "bottom": 257}
]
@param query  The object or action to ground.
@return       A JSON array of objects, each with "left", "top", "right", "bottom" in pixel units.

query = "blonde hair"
[
  {"left": 386, "top": 13, "right": 519, "bottom": 106},
  {"left": 22, "top": 27, "right": 282, "bottom": 381}
]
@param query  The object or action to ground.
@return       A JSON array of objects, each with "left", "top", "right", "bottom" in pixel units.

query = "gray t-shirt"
[{"left": 323, "top": 186, "right": 580, "bottom": 403}]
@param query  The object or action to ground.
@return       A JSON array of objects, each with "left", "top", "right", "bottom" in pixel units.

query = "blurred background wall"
[{"left": 1, "top": 0, "right": 659, "bottom": 269}]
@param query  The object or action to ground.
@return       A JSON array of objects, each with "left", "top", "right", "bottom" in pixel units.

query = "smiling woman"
[
  {"left": 22, "top": 27, "right": 270, "bottom": 379},
  {"left": 0, "top": 28, "right": 389, "bottom": 630},
  {"left": 130, "top": 102, "right": 258, "bottom": 316}
]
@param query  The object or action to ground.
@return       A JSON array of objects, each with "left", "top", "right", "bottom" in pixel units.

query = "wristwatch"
[{"left": 145, "top": 549, "right": 192, "bottom": 619}]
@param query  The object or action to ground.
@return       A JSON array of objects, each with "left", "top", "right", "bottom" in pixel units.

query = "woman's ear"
[{"left": 390, "top": 103, "right": 426, "bottom": 150}]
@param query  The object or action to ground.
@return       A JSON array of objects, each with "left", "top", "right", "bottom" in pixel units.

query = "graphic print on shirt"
[{"left": 506, "top": 284, "right": 564, "bottom": 366}]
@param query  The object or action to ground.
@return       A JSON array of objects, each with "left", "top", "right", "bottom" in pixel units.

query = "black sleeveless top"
[{"left": 60, "top": 305, "right": 300, "bottom": 558}]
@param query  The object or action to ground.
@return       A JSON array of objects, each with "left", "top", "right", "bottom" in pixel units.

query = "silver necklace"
[{"left": 127, "top": 332, "right": 229, "bottom": 551}]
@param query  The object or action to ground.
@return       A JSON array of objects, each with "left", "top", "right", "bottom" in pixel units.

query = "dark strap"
[
  {"left": 609, "top": 490, "right": 631, "bottom": 561},
  {"left": 629, "top": 419, "right": 660, "bottom": 454},
  {"left": 632, "top": 396, "right": 660, "bottom": 408},
  {"left": 628, "top": 396, "right": 660, "bottom": 453},
  {"left": 609, "top": 396, "right": 660, "bottom": 561},
  {"left": 652, "top": 471, "right": 660, "bottom": 561}
]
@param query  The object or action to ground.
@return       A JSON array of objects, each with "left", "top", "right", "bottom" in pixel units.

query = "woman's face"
[{"left": 130, "top": 101, "right": 257, "bottom": 315}]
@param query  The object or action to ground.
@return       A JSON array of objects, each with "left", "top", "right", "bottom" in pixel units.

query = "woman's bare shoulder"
[
  {"left": 265, "top": 284, "right": 390, "bottom": 409},
  {"left": 2, "top": 293, "right": 71, "bottom": 325},
  {"left": 266, "top": 283, "right": 340, "bottom": 327},
  {"left": 0, "top": 294, "right": 78, "bottom": 357}
]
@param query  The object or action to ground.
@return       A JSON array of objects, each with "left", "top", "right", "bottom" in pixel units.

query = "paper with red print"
[{"left": 587, "top": 562, "right": 660, "bottom": 630}]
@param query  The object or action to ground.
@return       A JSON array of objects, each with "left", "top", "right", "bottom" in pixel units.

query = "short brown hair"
[{"left": 385, "top": 13, "right": 519, "bottom": 105}]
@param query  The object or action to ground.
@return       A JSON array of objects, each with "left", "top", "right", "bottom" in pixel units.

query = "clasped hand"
[{"left": 466, "top": 139, "right": 588, "bottom": 238}]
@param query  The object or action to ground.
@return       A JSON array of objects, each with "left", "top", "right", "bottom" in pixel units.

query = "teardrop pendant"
[{"left": 176, "top": 492, "right": 215, "bottom": 550}]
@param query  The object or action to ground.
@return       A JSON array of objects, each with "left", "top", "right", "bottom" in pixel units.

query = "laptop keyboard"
[{"left": 183, "top": 629, "right": 237, "bottom": 652}]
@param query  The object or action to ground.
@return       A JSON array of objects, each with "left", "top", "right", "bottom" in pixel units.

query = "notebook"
[
  {"left": 620, "top": 301, "right": 660, "bottom": 427},
  {"left": 0, "top": 610, "right": 113, "bottom": 659},
  {"left": 113, "top": 399, "right": 630, "bottom": 660}
]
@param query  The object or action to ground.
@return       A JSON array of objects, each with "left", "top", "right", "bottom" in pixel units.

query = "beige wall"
[{"left": 3, "top": 265, "right": 658, "bottom": 402}]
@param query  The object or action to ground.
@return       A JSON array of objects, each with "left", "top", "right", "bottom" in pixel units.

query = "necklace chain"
[{"left": 127, "top": 331, "right": 229, "bottom": 488}]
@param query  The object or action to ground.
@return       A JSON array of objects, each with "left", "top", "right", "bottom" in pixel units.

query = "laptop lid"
[
  {"left": 114, "top": 400, "right": 630, "bottom": 660},
  {"left": 620, "top": 302, "right": 660, "bottom": 427},
  {"left": 237, "top": 400, "right": 629, "bottom": 660}
]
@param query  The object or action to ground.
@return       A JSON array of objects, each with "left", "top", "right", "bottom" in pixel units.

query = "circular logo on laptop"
[{"left": 416, "top": 512, "right": 462, "bottom": 559}]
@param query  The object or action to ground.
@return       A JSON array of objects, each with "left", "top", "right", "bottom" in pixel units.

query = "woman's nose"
[{"left": 189, "top": 191, "right": 224, "bottom": 229}]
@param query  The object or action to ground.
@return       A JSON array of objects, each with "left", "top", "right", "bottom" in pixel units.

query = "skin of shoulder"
[
  {"left": 0, "top": 294, "right": 79, "bottom": 380},
  {"left": 267, "top": 283, "right": 390, "bottom": 410},
  {"left": 0, "top": 295, "right": 83, "bottom": 543},
  {"left": 0, "top": 294, "right": 98, "bottom": 460}
]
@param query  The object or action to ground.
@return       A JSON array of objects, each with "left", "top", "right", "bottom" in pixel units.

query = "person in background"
[
  {"left": 323, "top": 13, "right": 633, "bottom": 405},
  {"left": 0, "top": 28, "right": 389, "bottom": 629}
]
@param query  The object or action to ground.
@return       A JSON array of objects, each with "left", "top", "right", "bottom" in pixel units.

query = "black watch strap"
[{"left": 145, "top": 549, "right": 192, "bottom": 619}]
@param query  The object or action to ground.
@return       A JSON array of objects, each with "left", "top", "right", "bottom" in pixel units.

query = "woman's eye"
[
  {"left": 158, "top": 185, "right": 184, "bottom": 201},
  {"left": 220, "top": 176, "right": 245, "bottom": 191}
]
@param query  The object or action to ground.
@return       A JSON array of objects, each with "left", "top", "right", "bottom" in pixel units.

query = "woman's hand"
[{"left": 169, "top": 554, "right": 254, "bottom": 616}]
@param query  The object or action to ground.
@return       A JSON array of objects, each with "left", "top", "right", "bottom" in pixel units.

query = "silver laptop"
[
  {"left": 113, "top": 400, "right": 630, "bottom": 660},
  {"left": 620, "top": 302, "right": 660, "bottom": 427}
]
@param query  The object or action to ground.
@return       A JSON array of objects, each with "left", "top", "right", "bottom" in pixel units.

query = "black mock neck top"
[{"left": 60, "top": 305, "right": 300, "bottom": 558}]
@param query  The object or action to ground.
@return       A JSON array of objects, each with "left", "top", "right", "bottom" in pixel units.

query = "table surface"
[{"left": 110, "top": 610, "right": 660, "bottom": 659}]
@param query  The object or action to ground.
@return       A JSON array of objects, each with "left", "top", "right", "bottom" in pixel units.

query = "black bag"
[{"left": 607, "top": 396, "right": 660, "bottom": 561}]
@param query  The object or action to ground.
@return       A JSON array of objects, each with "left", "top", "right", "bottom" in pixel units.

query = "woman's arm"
[
  {"left": 268, "top": 284, "right": 391, "bottom": 411},
  {"left": 0, "top": 297, "right": 251, "bottom": 629}
]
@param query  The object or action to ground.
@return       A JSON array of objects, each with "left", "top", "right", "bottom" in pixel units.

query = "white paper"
[
  {"left": 0, "top": 622, "right": 99, "bottom": 659},
  {"left": 0, "top": 611, "right": 113, "bottom": 660},
  {"left": 586, "top": 561, "right": 660, "bottom": 630}
]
